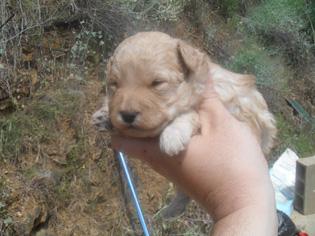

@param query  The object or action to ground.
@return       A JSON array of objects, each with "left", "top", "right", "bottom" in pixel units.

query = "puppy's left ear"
[{"left": 177, "top": 40, "right": 209, "bottom": 78}]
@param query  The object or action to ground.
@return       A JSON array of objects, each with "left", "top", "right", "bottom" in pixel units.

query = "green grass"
[
  {"left": 0, "top": 79, "right": 86, "bottom": 216},
  {"left": 66, "top": 138, "right": 87, "bottom": 171},
  {"left": 30, "top": 87, "right": 83, "bottom": 122},
  {"left": 276, "top": 114, "right": 315, "bottom": 157},
  {"left": 0, "top": 83, "right": 84, "bottom": 161},
  {"left": 0, "top": 177, "right": 13, "bottom": 233},
  {"left": 54, "top": 178, "right": 73, "bottom": 206},
  {"left": 0, "top": 114, "right": 47, "bottom": 160},
  {"left": 23, "top": 166, "right": 40, "bottom": 180},
  {"left": 53, "top": 135, "right": 88, "bottom": 206}
]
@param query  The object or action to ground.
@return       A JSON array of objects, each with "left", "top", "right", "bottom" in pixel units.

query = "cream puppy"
[
  {"left": 92, "top": 31, "right": 276, "bottom": 157},
  {"left": 92, "top": 31, "right": 277, "bottom": 218}
]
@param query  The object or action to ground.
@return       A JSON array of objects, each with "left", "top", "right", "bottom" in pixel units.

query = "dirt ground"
[{"left": 0, "top": 70, "right": 212, "bottom": 235}]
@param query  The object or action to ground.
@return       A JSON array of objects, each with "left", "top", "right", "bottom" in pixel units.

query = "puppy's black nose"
[{"left": 120, "top": 111, "right": 138, "bottom": 124}]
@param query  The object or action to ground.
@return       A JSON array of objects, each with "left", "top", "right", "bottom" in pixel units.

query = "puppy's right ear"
[{"left": 177, "top": 40, "right": 209, "bottom": 78}]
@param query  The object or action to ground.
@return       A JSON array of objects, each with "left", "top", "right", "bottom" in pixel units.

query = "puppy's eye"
[{"left": 151, "top": 80, "right": 166, "bottom": 87}]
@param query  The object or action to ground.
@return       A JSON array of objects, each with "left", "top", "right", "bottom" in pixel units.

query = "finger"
[
  {"left": 199, "top": 74, "right": 231, "bottom": 135},
  {"left": 111, "top": 135, "right": 179, "bottom": 177},
  {"left": 201, "top": 74, "right": 218, "bottom": 100},
  {"left": 111, "top": 135, "right": 161, "bottom": 161}
]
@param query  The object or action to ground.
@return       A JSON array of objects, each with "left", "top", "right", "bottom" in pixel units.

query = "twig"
[
  {"left": 304, "top": 0, "right": 315, "bottom": 44},
  {"left": 0, "top": 1, "right": 66, "bottom": 44},
  {"left": 141, "top": 0, "right": 160, "bottom": 15},
  {"left": 0, "top": 13, "right": 15, "bottom": 30},
  {"left": 0, "top": 23, "right": 43, "bottom": 44}
]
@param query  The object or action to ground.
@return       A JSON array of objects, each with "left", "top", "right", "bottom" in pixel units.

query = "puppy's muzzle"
[{"left": 120, "top": 111, "right": 139, "bottom": 124}]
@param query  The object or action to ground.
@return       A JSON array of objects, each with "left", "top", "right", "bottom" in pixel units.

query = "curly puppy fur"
[{"left": 92, "top": 31, "right": 276, "bottom": 157}]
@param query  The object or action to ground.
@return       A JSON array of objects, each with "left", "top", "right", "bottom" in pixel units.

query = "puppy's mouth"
[
  {"left": 122, "top": 123, "right": 159, "bottom": 132},
  {"left": 109, "top": 109, "right": 170, "bottom": 138},
  {"left": 125, "top": 124, "right": 140, "bottom": 130}
]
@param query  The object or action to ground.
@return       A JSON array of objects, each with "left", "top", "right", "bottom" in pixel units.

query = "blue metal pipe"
[{"left": 116, "top": 151, "right": 151, "bottom": 236}]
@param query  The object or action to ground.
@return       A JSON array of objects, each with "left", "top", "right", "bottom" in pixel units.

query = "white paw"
[
  {"left": 159, "top": 125, "right": 191, "bottom": 156},
  {"left": 91, "top": 109, "right": 112, "bottom": 131}
]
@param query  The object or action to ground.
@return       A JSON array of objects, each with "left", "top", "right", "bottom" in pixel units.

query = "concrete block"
[{"left": 294, "top": 155, "right": 315, "bottom": 215}]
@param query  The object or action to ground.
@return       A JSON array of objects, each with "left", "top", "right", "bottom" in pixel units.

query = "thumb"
[
  {"left": 199, "top": 73, "right": 231, "bottom": 134},
  {"left": 201, "top": 72, "right": 218, "bottom": 101}
]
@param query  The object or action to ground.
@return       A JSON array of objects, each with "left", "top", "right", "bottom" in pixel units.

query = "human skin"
[{"left": 111, "top": 77, "right": 278, "bottom": 235}]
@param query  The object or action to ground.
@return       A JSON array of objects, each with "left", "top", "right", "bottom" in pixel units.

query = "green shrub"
[
  {"left": 227, "top": 40, "right": 291, "bottom": 90},
  {"left": 247, "top": 0, "right": 306, "bottom": 34},
  {"left": 118, "top": 0, "right": 191, "bottom": 22},
  {"left": 208, "top": 0, "right": 261, "bottom": 17},
  {"left": 220, "top": 0, "right": 240, "bottom": 16},
  {"left": 246, "top": 0, "right": 313, "bottom": 65}
]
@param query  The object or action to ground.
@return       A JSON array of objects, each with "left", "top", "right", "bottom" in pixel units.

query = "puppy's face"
[{"left": 106, "top": 32, "right": 209, "bottom": 138}]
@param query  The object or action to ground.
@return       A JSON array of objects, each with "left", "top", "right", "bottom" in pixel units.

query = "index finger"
[{"left": 111, "top": 135, "right": 160, "bottom": 160}]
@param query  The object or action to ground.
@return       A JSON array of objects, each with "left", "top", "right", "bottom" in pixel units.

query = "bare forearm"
[{"left": 211, "top": 204, "right": 278, "bottom": 236}]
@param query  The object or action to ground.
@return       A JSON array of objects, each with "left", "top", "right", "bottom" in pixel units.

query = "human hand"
[{"left": 112, "top": 75, "right": 277, "bottom": 235}]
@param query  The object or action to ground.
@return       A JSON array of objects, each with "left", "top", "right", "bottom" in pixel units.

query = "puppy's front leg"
[
  {"left": 160, "top": 111, "right": 199, "bottom": 156},
  {"left": 160, "top": 189, "right": 191, "bottom": 219},
  {"left": 91, "top": 97, "right": 112, "bottom": 131}
]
